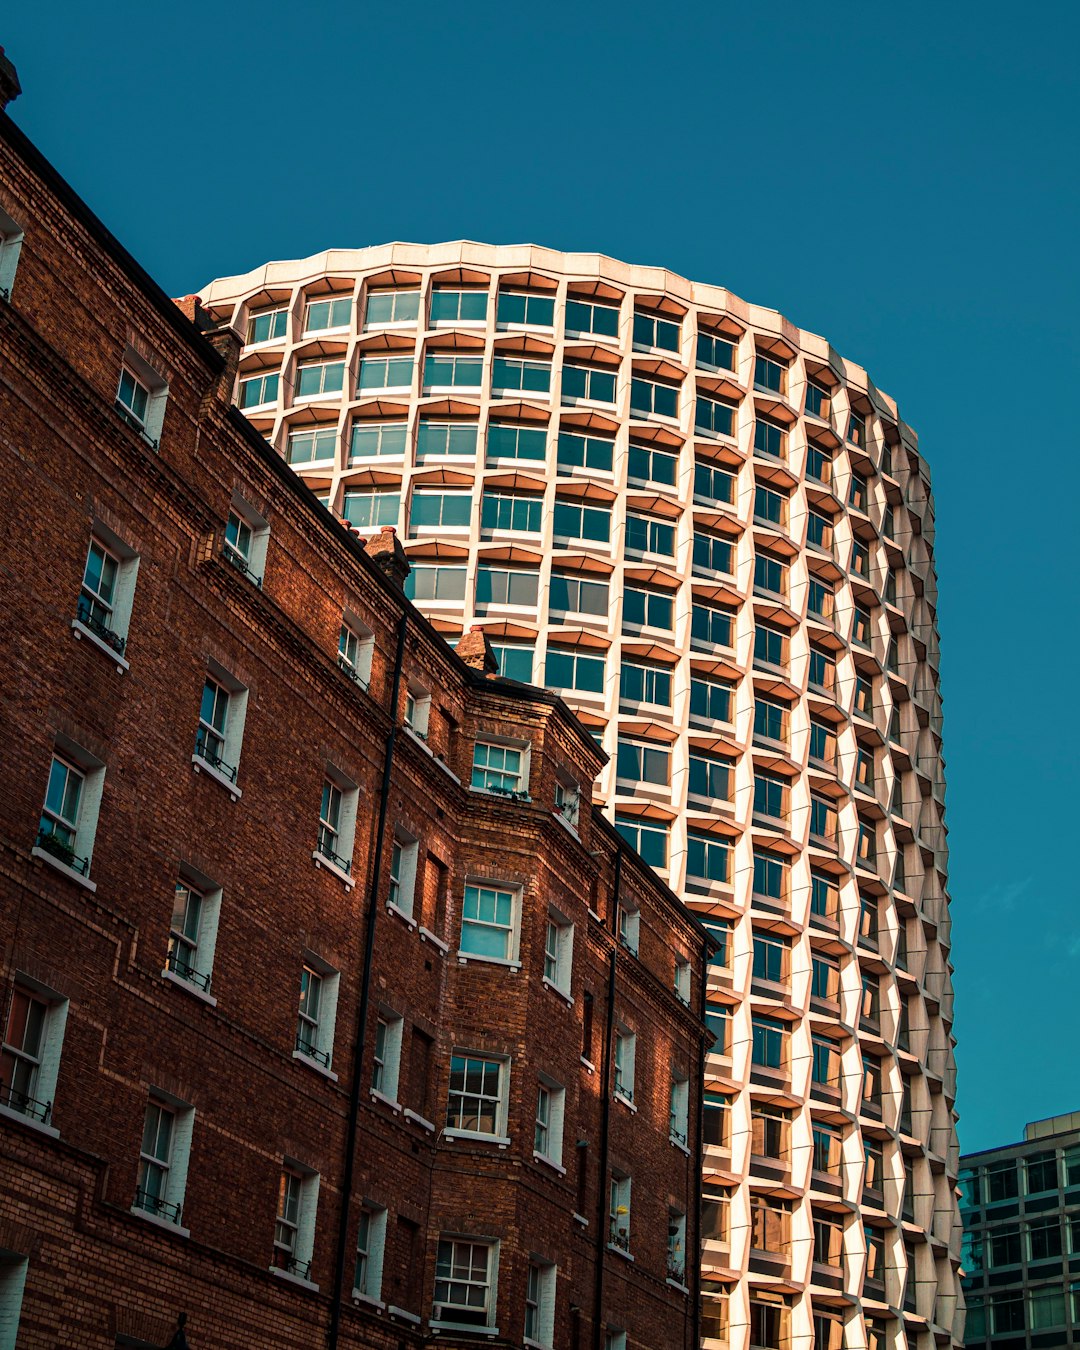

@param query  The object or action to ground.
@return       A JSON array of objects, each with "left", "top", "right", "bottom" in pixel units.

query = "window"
[
  {"left": 481, "top": 490, "right": 542, "bottom": 534},
  {"left": 557, "top": 429, "right": 614, "bottom": 473},
  {"left": 811, "top": 1035, "right": 841, "bottom": 1090},
  {"left": 290, "top": 425, "right": 340, "bottom": 464},
  {"left": 855, "top": 746, "right": 874, "bottom": 791},
  {"left": 810, "top": 794, "right": 837, "bottom": 843},
  {"left": 694, "top": 459, "right": 735, "bottom": 504},
  {"left": 754, "top": 550, "right": 787, "bottom": 597},
  {"left": 1026, "top": 1150, "right": 1058, "bottom": 1194},
  {"left": 856, "top": 818, "right": 878, "bottom": 869},
  {"left": 751, "top": 1100, "right": 790, "bottom": 1161},
  {"left": 749, "top": 1298, "right": 788, "bottom": 1350},
  {"left": 808, "top": 644, "right": 835, "bottom": 692},
  {"left": 693, "top": 530, "right": 734, "bottom": 575},
  {"left": 424, "top": 352, "right": 486, "bottom": 390},
  {"left": 471, "top": 742, "right": 526, "bottom": 796},
  {"left": 692, "top": 602, "right": 735, "bottom": 649},
  {"left": 852, "top": 604, "right": 872, "bottom": 649},
  {"left": 342, "top": 488, "right": 400, "bottom": 529},
  {"left": 353, "top": 1206, "right": 387, "bottom": 1301},
  {"left": 806, "top": 443, "right": 833, "bottom": 484},
  {"left": 623, "top": 585, "right": 673, "bottom": 631},
  {"left": 754, "top": 622, "right": 787, "bottom": 669},
  {"left": 35, "top": 743, "right": 105, "bottom": 879},
  {"left": 409, "top": 419, "right": 475, "bottom": 461},
  {"left": 303, "top": 295, "right": 351, "bottom": 332},
  {"left": 295, "top": 358, "right": 344, "bottom": 398},
  {"left": 239, "top": 368, "right": 280, "bottom": 409},
  {"left": 404, "top": 564, "right": 467, "bottom": 602},
  {"left": 403, "top": 682, "right": 430, "bottom": 742},
  {"left": 989, "top": 1292, "right": 1024, "bottom": 1335},
  {"left": 697, "top": 331, "right": 735, "bottom": 371},
  {"left": 487, "top": 422, "right": 546, "bottom": 462},
  {"left": 633, "top": 310, "right": 680, "bottom": 351},
  {"left": 706, "top": 1004, "right": 731, "bottom": 1055},
  {"left": 116, "top": 353, "right": 167, "bottom": 443},
  {"left": 806, "top": 509, "right": 833, "bottom": 554},
  {"left": 1, "top": 982, "right": 67, "bottom": 1127},
  {"left": 492, "top": 356, "right": 551, "bottom": 394},
  {"left": 617, "top": 902, "right": 641, "bottom": 955},
  {"left": 249, "top": 304, "right": 288, "bottom": 344},
  {"left": 754, "top": 483, "right": 786, "bottom": 526},
  {"left": 0, "top": 1249, "right": 28, "bottom": 1349},
  {"left": 863, "top": 1139, "right": 883, "bottom": 1196},
  {"left": 804, "top": 380, "right": 829, "bottom": 419},
  {"left": 754, "top": 354, "right": 785, "bottom": 394},
  {"left": 554, "top": 776, "right": 580, "bottom": 832},
  {"left": 752, "top": 932, "right": 788, "bottom": 985},
  {"left": 534, "top": 1078, "right": 565, "bottom": 1167},
  {"left": 613, "top": 1025, "right": 637, "bottom": 1103},
  {"left": 851, "top": 538, "right": 870, "bottom": 579},
  {"left": 753, "top": 849, "right": 788, "bottom": 902},
  {"left": 615, "top": 815, "right": 667, "bottom": 869},
  {"left": 810, "top": 869, "right": 838, "bottom": 922},
  {"left": 295, "top": 959, "right": 340, "bottom": 1071},
  {"left": 525, "top": 1259, "right": 556, "bottom": 1347},
  {"left": 371, "top": 1010, "right": 403, "bottom": 1103},
  {"left": 687, "top": 830, "right": 731, "bottom": 885},
  {"left": 498, "top": 290, "right": 554, "bottom": 327},
  {"left": 165, "top": 874, "right": 221, "bottom": 995},
  {"left": 861, "top": 1055, "right": 882, "bottom": 1111},
  {"left": 625, "top": 513, "right": 675, "bottom": 558},
  {"left": 669, "top": 1075, "right": 690, "bottom": 1145},
  {"left": 691, "top": 675, "right": 733, "bottom": 724},
  {"left": 854, "top": 674, "right": 873, "bottom": 718},
  {"left": 752, "top": 1015, "right": 786, "bottom": 1071},
  {"left": 667, "top": 1210, "right": 688, "bottom": 1284},
  {"left": 223, "top": 498, "right": 269, "bottom": 585},
  {"left": 273, "top": 1164, "right": 319, "bottom": 1281},
  {"left": 388, "top": 832, "right": 419, "bottom": 918},
  {"left": 135, "top": 1096, "right": 193, "bottom": 1228},
  {"left": 627, "top": 441, "right": 677, "bottom": 487},
  {"left": 490, "top": 642, "right": 533, "bottom": 682},
  {"left": 848, "top": 471, "right": 869, "bottom": 513},
  {"left": 688, "top": 752, "right": 733, "bottom": 802},
  {"left": 358, "top": 355, "right": 413, "bottom": 391},
  {"left": 864, "top": 1226, "right": 886, "bottom": 1286},
  {"left": 75, "top": 530, "right": 138, "bottom": 659},
  {"left": 546, "top": 643, "right": 605, "bottom": 695},
  {"left": 609, "top": 1173, "right": 632, "bottom": 1250},
  {"left": 433, "top": 1238, "right": 498, "bottom": 1330},
  {"left": 563, "top": 363, "right": 616, "bottom": 404},
  {"left": 753, "top": 418, "right": 785, "bottom": 459},
  {"left": 695, "top": 393, "right": 736, "bottom": 437},
  {"left": 409, "top": 489, "right": 472, "bottom": 531},
  {"left": 750, "top": 1195, "right": 792, "bottom": 1255},
  {"left": 811, "top": 956, "right": 840, "bottom": 1004},
  {"left": 543, "top": 910, "right": 574, "bottom": 995},
  {"left": 1028, "top": 1215, "right": 1062, "bottom": 1262},
  {"left": 550, "top": 570, "right": 608, "bottom": 617},
  {"left": 621, "top": 661, "right": 672, "bottom": 707},
  {"left": 848, "top": 410, "right": 866, "bottom": 447},
  {"left": 315, "top": 770, "right": 359, "bottom": 878},
  {"left": 460, "top": 883, "right": 519, "bottom": 962},
  {"left": 812, "top": 1123, "right": 842, "bottom": 1175},
  {"left": 616, "top": 738, "right": 670, "bottom": 788},
  {"left": 193, "top": 666, "right": 247, "bottom": 790},
  {"left": 338, "top": 618, "right": 374, "bottom": 688},
  {"left": 630, "top": 376, "right": 679, "bottom": 419},
  {"left": 365, "top": 288, "right": 420, "bottom": 327},
  {"left": 565, "top": 296, "right": 619, "bottom": 337},
  {"left": 703, "top": 1091, "right": 731, "bottom": 1149},
  {"left": 446, "top": 1053, "right": 508, "bottom": 1138},
  {"left": 753, "top": 770, "right": 788, "bottom": 822},
  {"left": 703, "top": 918, "right": 733, "bottom": 973},
  {"left": 430, "top": 288, "right": 488, "bottom": 325},
  {"left": 553, "top": 498, "right": 610, "bottom": 542},
  {"left": 754, "top": 696, "right": 789, "bottom": 744}
]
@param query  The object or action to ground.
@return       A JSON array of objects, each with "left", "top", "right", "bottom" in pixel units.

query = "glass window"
[
  {"left": 754, "top": 849, "right": 787, "bottom": 900},
  {"left": 620, "top": 662, "right": 672, "bottom": 707},
  {"left": 424, "top": 353, "right": 483, "bottom": 388},
  {"left": 633, "top": 311, "right": 680, "bottom": 351},
  {"left": 693, "top": 530, "right": 733, "bottom": 575},
  {"left": 687, "top": 831, "right": 731, "bottom": 884},
  {"left": 563, "top": 363, "right": 616, "bottom": 404},
  {"left": 754, "top": 354, "right": 785, "bottom": 393},
  {"left": 689, "top": 753, "right": 733, "bottom": 801},
  {"left": 751, "top": 1015, "right": 785, "bottom": 1069},
  {"left": 410, "top": 490, "right": 472, "bottom": 530},
  {"left": 365, "top": 288, "right": 420, "bottom": 326},
  {"left": 616, "top": 739, "right": 670, "bottom": 786},
  {"left": 754, "top": 484, "right": 786, "bottom": 526},
  {"left": 806, "top": 443, "right": 832, "bottom": 483},
  {"left": 497, "top": 291, "right": 555, "bottom": 327},
  {"left": 615, "top": 815, "right": 667, "bottom": 869},
  {"left": 547, "top": 647, "right": 605, "bottom": 694},
  {"left": 754, "top": 623, "right": 786, "bottom": 668},
  {"left": 625, "top": 513, "right": 675, "bottom": 557},
  {"left": 627, "top": 442, "right": 677, "bottom": 486},
  {"left": 460, "top": 886, "right": 517, "bottom": 961},
  {"left": 551, "top": 571, "right": 609, "bottom": 616},
  {"left": 490, "top": 643, "right": 533, "bottom": 682},
  {"left": 753, "top": 419, "right": 785, "bottom": 459},
  {"left": 695, "top": 394, "right": 735, "bottom": 437},
  {"left": 754, "top": 551, "right": 787, "bottom": 596},
  {"left": 565, "top": 297, "right": 620, "bottom": 337},
  {"left": 304, "top": 296, "right": 351, "bottom": 332},
  {"left": 691, "top": 677, "right": 733, "bottom": 724},
  {"left": 481, "top": 491, "right": 542, "bottom": 533},
  {"left": 404, "top": 565, "right": 467, "bottom": 602},
  {"left": 630, "top": 377, "right": 679, "bottom": 419},
  {"left": 694, "top": 460, "right": 735, "bottom": 504},
  {"left": 557, "top": 430, "right": 614, "bottom": 473},
  {"left": 691, "top": 603, "right": 734, "bottom": 648},
  {"left": 358, "top": 356, "right": 413, "bottom": 391},
  {"left": 416, "top": 420, "right": 478, "bottom": 459},
  {"left": 492, "top": 357, "right": 551, "bottom": 393},
  {"left": 476, "top": 566, "right": 539, "bottom": 608},
  {"left": 247, "top": 306, "right": 288, "bottom": 344},
  {"left": 238, "top": 369, "right": 279, "bottom": 409},
  {"left": 753, "top": 932, "right": 787, "bottom": 983},
  {"left": 624, "top": 587, "right": 673, "bottom": 631},
  {"left": 1026, "top": 1150, "right": 1058, "bottom": 1194},
  {"left": 810, "top": 870, "right": 838, "bottom": 920},
  {"left": 285, "top": 426, "right": 337, "bottom": 465},
  {"left": 697, "top": 331, "right": 735, "bottom": 371},
  {"left": 471, "top": 744, "right": 524, "bottom": 795},
  {"left": 446, "top": 1053, "right": 504, "bottom": 1133},
  {"left": 754, "top": 696, "right": 789, "bottom": 744},
  {"left": 342, "top": 489, "right": 400, "bottom": 529},
  {"left": 805, "top": 381, "right": 829, "bottom": 418},
  {"left": 487, "top": 422, "right": 546, "bottom": 462},
  {"left": 430, "top": 288, "right": 488, "bottom": 324},
  {"left": 553, "top": 499, "right": 610, "bottom": 543}
]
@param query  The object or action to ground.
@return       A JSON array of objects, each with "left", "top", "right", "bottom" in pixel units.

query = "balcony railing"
[
  {"left": 0, "top": 1081, "right": 52, "bottom": 1123},
  {"left": 35, "top": 827, "right": 89, "bottom": 875},
  {"left": 193, "top": 732, "right": 238, "bottom": 782},
  {"left": 135, "top": 1188, "right": 182, "bottom": 1224},
  {"left": 165, "top": 948, "right": 212, "bottom": 992},
  {"left": 223, "top": 543, "right": 262, "bottom": 587},
  {"left": 278, "top": 1252, "right": 312, "bottom": 1280},
  {"left": 337, "top": 654, "right": 369, "bottom": 689},
  {"left": 315, "top": 831, "right": 351, "bottom": 875},
  {"left": 609, "top": 1222, "right": 630, "bottom": 1252},
  {"left": 75, "top": 596, "right": 126, "bottom": 653},
  {"left": 295, "top": 1031, "right": 331, "bottom": 1069}
]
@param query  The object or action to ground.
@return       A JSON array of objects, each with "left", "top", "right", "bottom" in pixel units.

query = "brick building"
[{"left": 0, "top": 55, "right": 711, "bottom": 1350}]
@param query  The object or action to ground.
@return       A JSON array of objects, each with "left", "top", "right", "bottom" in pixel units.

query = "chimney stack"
[
  {"left": 0, "top": 48, "right": 22, "bottom": 112},
  {"left": 362, "top": 526, "right": 411, "bottom": 591},
  {"left": 456, "top": 625, "right": 499, "bottom": 676}
]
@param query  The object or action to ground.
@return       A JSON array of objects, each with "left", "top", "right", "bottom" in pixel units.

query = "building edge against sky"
[{"left": 199, "top": 245, "right": 964, "bottom": 1348}]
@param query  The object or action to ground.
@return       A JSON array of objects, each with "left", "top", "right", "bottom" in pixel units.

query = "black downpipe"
[
  {"left": 327, "top": 612, "right": 408, "bottom": 1349},
  {"left": 592, "top": 847, "right": 621, "bottom": 1350},
  {"left": 691, "top": 929, "right": 709, "bottom": 1350}
]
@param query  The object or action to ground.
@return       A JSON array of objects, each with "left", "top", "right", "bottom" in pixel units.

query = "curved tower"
[{"left": 200, "top": 245, "right": 963, "bottom": 1350}]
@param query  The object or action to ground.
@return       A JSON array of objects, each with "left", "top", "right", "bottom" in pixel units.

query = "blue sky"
[{"left": 5, "top": 0, "right": 1078, "bottom": 1152}]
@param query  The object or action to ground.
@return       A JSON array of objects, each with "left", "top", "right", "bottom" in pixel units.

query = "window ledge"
[
  {"left": 403, "top": 726, "right": 461, "bottom": 782},
  {"left": 614, "top": 1091, "right": 638, "bottom": 1114},
  {"left": 160, "top": 968, "right": 217, "bottom": 1006},
  {"left": 533, "top": 1152, "right": 567, "bottom": 1176},
  {"left": 542, "top": 976, "right": 573, "bottom": 1007},
  {"left": 580, "top": 1057, "right": 596, "bottom": 1074},
  {"left": 312, "top": 851, "right": 355, "bottom": 889},
  {"left": 666, "top": 1277, "right": 689, "bottom": 1293},
  {"left": 572, "top": 1212, "right": 589, "bottom": 1228},
  {"left": 352, "top": 1291, "right": 385, "bottom": 1310},
  {"left": 292, "top": 1049, "right": 338, "bottom": 1082},
  {"left": 419, "top": 926, "right": 449, "bottom": 953},
  {"left": 385, "top": 901, "right": 417, "bottom": 929},
  {"left": 403, "top": 1108, "right": 435, "bottom": 1133},
  {"left": 0, "top": 1102, "right": 59, "bottom": 1139},
  {"left": 131, "top": 1206, "right": 190, "bottom": 1239},
  {"left": 606, "top": 1244, "right": 635, "bottom": 1262},
  {"left": 430, "top": 1321, "right": 499, "bottom": 1337},
  {"left": 71, "top": 619, "right": 129, "bottom": 671},
  {"left": 370, "top": 1089, "right": 402, "bottom": 1114},
  {"left": 552, "top": 810, "right": 581, "bottom": 839},
  {"left": 191, "top": 754, "right": 242, "bottom": 800},
  {"left": 455, "top": 953, "right": 522, "bottom": 972},
  {"left": 669, "top": 1137, "right": 691, "bottom": 1156},
  {"left": 443, "top": 1129, "right": 511, "bottom": 1148},
  {"left": 387, "top": 1306, "right": 421, "bottom": 1324},
  {"left": 269, "top": 1265, "right": 319, "bottom": 1293},
  {"left": 30, "top": 846, "right": 97, "bottom": 893}
]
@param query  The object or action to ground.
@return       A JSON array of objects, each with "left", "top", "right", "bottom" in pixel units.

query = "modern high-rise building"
[
  {"left": 199, "top": 245, "right": 964, "bottom": 1349},
  {"left": 959, "top": 1112, "right": 1080, "bottom": 1349}
]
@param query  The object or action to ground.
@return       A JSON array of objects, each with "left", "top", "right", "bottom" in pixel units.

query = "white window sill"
[
  {"left": 443, "top": 1129, "right": 511, "bottom": 1148},
  {"left": 542, "top": 976, "right": 573, "bottom": 1008},
  {"left": 403, "top": 726, "right": 461, "bottom": 782},
  {"left": 269, "top": 1265, "right": 319, "bottom": 1292},
  {"left": 160, "top": 968, "right": 217, "bottom": 1006},
  {"left": 580, "top": 1057, "right": 596, "bottom": 1074},
  {"left": 669, "top": 1136, "right": 691, "bottom": 1157},
  {"left": 431, "top": 1320, "right": 500, "bottom": 1337},
  {"left": 30, "top": 846, "right": 97, "bottom": 893},
  {"left": 455, "top": 950, "right": 521, "bottom": 972},
  {"left": 292, "top": 1049, "right": 338, "bottom": 1082},
  {"left": 553, "top": 811, "right": 581, "bottom": 839},
  {"left": 131, "top": 1206, "right": 190, "bottom": 1239},
  {"left": 614, "top": 1091, "right": 638, "bottom": 1114},
  {"left": 191, "top": 754, "right": 242, "bottom": 800},
  {"left": 607, "top": 1244, "right": 635, "bottom": 1262},
  {"left": 312, "top": 851, "right": 355, "bottom": 889},
  {"left": 572, "top": 1212, "right": 589, "bottom": 1228},
  {"left": 352, "top": 1291, "right": 385, "bottom": 1310},
  {"left": 666, "top": 1277, "right": 689, "bottom": 1293},
  {"left": 0, "top": 1102, "right": 59, "bottom": 1138},
  {"left": 387, "top": 1306, "right": 421, "bottom": 1324},
  {"left": 71, "top": 619, "right": 129, "bottom": 671},
  {"left": 385, "top": 901, "right": 417, "bottom": 929},
  {"left": 404, "top": 1107, "right": 435, "bottom": 1132},
  {"left": 419, "top": 926, "right": 449, "bottom": 954},
  {"left": 533, "top": 1152, "right": 566, "bottom": 1176},
  {"left": 370, "top": 1089, "right": 402, "bottom": 1114}
]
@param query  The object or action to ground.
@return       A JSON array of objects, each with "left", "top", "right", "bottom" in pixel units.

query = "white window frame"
[
  {"left": 0, "top": 977, "right": 68, "bottom": 1136},
  {"left": 115, "top": 347, "right": 168, "bottom": 446},
  {"left": 432, "top": 1236, "right": 500, "bottom": 1333},
  {"left": 669, "top": 1075, "right": 689, "bottom": 1149},
  {"left": 353, "top": 1204, "right": 388, "bottom": 1305},
  {"left": 524, "top": 1258, "right": 557, "bottom": 1348},
  {"left": 613, "top": 1026, "right": 637, "bottom": 1106},
  {"left": 245, "top": 303, "right": 289, "bottom": 346},
  {"left": 303, "top": 294, "right": 352, "bottom": 334},
  {"left": 674, "top": 957, "right": 691, "bottom": 1006},
  {"left": 0, "top": 1249, "right": 28, "bottom": 1350},
  {"left": 404, "top": 681, "right": 432, "bottom": 739},
  {"left": 459, "top": 881, "right": 522, "bottom": 966},
  {"left": 72, "top": 523, "right": 139, "bottom": 671},
  {"left": 287, "top": 424, "right": 339, "bottom": 466},
  {"left": 312, "top": 764, "right": 359, "bottom": 888},
  {"left": 338, "top": 611, "right": 375, "bottom": 689},
  {"left": 294, "top": 954, "right": 340, "bottom": 1078},
  {"left": 617, "top": 903, "right": 641, "bottom": 957},
  {"left": 542, "top": 907, "right": 574, "bottom": 1000},
  {"left": 667, "top": 1210, "right": 688, "bottom": 1285},
  {"left": 553, "top": 775, "right": 580, "bottom": 835},
  {"left": 388, "top": 830, "right": 420, "bottom": 921},
  {"left": 363, "top": 287, "right": 421, "bottom": 330},
  {"left": 33, "top": 740, "right": 105, "bottom": 890},
  {"left": 162, "top": 865, "right": 222, "bottom": 1004},
  {"left": 444, "top": 1051, "right": 510, "bottom": 1144},
  {"left": 609, "top": 1173, "right": 632, "bottom": 1253},
  {"left": 533, "top": 1076, "right": 565, "bottom": 1171},
  {"left": 272, "top": 1160, "right": 320, "bottom": 1287},
  {"left": 223, "top": 494, "right": 269, "bottom": 587},
  {"left": 295, "top": 356, "right": 346, "bottom": 401},
  {"left": 132, "top": 1092, "right": 193, "bottom": 1234},
  {"left": 192, "top": 660, "right": 248, "bottom": 799},
  {"left": 0, "top": 207, "right": 24, "bottom": 299},
  {"left": 370, "top": 1008, "right": 404, "bottom": 1108}
]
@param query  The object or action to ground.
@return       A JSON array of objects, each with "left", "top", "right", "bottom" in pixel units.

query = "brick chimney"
[
  {"left": 0, "top": 49, "right": 21, "bottom": 112},
  {"left": 362, "top": 526, "right": 410, "bottom": 590},
  {"left": 456, "top": 625, "right": 499, "bottom": 676}
]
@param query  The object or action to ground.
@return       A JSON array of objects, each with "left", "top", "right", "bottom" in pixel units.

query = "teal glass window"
[
  {"left": 633, "top": 311, "right": 680, "bottom": 351},
  {"left": 753, "top": 697, "right": 788, "bottom": 743},
  {"left": 404, "top": 565, "right": 467, "bottom": 601},
  {"left": 550, "top": 572, "right": 608, "bottom": 616},
  {"left": 296, "top": 359, "right": 345, "bottom": 398},
  {"left": 689, "top": 753, "right": 732, "bottom": 801},
  {"left": 630, "top": 378, "right": 679, "bottom": 419},
  {"left": 349, "top": 422, "right": 407, "bottom": 460},
  {"left": 754, "top": 484, "right": 785, "bottom": 526},
  {"left": 753, "top": 933, "right": 787, "bottom": 983},
  {"left": 490, "top": 643, "right": 533, "bottom": 681},
  {"left": 365, "top": 289, "right": 420, "bottom": 326},
  {"left": 806, "top": 444, "right": 832, "bottom": 482},
  {"left": 304, "top": 296, "right": 352, "bottom": 332},
  {"left": 409, "top": 490, "right": 472, "bottom": 530},
  {"left": 476, "top": 566, "right": 538, "bottom": 607},
  {"left": 691, "top": 603, "right": 734, "bottom": 648},
  {"left": 496, "top": 291, "right": 555, "bottom": 327},
  {"left": 620, "top": 663, "right": 672, "bottom": 706},
  {"left": 247, "top": 307, "right": 288, "bottom": 344},
  {"left": 481, "top": 491, "right": 542, "bottom": 533},
  {"left": 616, "top": 739, "right": 669, "bottom": 786},
  {"left": 492, "top": 357, "right": 551, "bottom": 393},
  {"left": 429, "top": 288, "right": 488, "bottom": 324},
  {"left": 751, "top": 1016, "right": 785, "bottom": 1070},
  {"left": 687, "top": 831, "right": 731, "bottom": 884},
  {"left": 487, "top": 423, "right": 546, "bottom": 461},
  {"left": 239, "top": 370, "right": 279, "bottom": 408},
  {"left": 424, "top": 353, "right": 483, "bottom": 388},
  {"left": 808, "top": 645, "right": 835, "bottom": 690},
  {"left": 563, "top": 364, "right": 616, "bottom": 403},
  {"left": 753, "top": 771, "right": 787, "bottom": 821},
  {"left": 810, "top": 870, "right": 838, "bottom": 920},
  {"left": 754, "top": 551, "right": 786, "bottom": 596},
  {"left": 342, "top": 489, "right": 400, "bottom": 528},
  {"left": 289, "top": 426, "right": 338, "bottom": 464},
  {"left": 358, "top": 356, "right": 413, "bottom": 391},
  {"left": 623, "top": 587, "right": 673, "bottom": 631},
  {"left": 693, "top": 531, "right": 733, "bottom": 575},
  {"left": 696, "top": 331, "right": 735, "bottom": 371},
  {"left": 753, "top": 419, "right": 785, "bottom": 459},
  {"left": 416, "top": 420, "right": 478, "bottom": 459},
  {"left": 807, "top": 577, "right": 833, "bottom": 619},
  {"left": 615, "top": 815, "right": 668, "bottom": 869},
  {"left": 546, "top": 647, "right": 605, "bottom": 694},
  {"left": 460, "top": 883, "right": 515, "bottom": 958},
  {"left": 557, "top": 430, "right": 614, "bottom": 473},
  {"left": 753, "top": 850, "right": 787, "bottom": 900},
  {"left": 627, "top": 442, "right": 677, "bottom": 486},
  {"left": 754, "top": 624, "right": 786, "bottom": 668},
  {"left": 694, "top": 461, "right": 734, "bottom": 504},
  {"left": 565, "top": 297, "right": 619, "bottom": 338},
  {"left": 690, "top": 677, "right": 733, "bottom": 724},
  {"left": 754, "top": 354, "right": 784, "bottom": 394},
  {"left": 553, "top": 500, "right": 610, "bottom": 542},
  {"left": 848, "top": 411, "right": 866, "bottom": 447},
  {"left": 625, "top": 513, "right": 675, "bottom": 557},
  {"left": 695, "top": 395, "right": 735, "bottom": 437},
  {"left": 804, "top": 381, "right": 828, "bottom": 418}
]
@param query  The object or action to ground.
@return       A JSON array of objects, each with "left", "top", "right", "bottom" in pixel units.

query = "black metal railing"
[
  {"left": 669, "top": 1125, "right": 688, "bottom": 1147},
  {"left": 193, "top": 732, "right": 238, "bottom": 782},
  {"left": 35, "top": 828, "right": 90, "bottom": 875},
  {"left": 614, "top": 1081, "right": 634, "bottom": 1104},
  {"left": 165, "top": 949, "right": 212, "bottom": 992},
  {"left": 279, "top": 1252, "right": 312, "bottom": 1280},
  {"left": 667, "top": 1255, "right": 686, "bottom": 1282},
  {"left": 75, "top": 595, "right": 126, "bottom": 654},
  {"left": 135, "top": 1187, "right": 182, "bottom": 1224},
  {"left": 337, "top": 654, "right": 368, "bottom": 689},
  {"left": 295, "top": 1031, "right": 331, "bottom": 1068},
  {"left": 315, "top": 831, "right": 351, "bottom": 875},
  {"left": 223, "top": 543, "right": 262, "bottom": 587},
  {"left": 0, "top": 1081, "right": 52, "bottom": 1123},
  {"left": 609, "top": 1223, "right": 630, "bottom": 1252}
]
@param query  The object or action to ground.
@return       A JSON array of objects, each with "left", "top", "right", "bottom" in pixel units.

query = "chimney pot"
[
  {"left": 362, "top": 525, "right": 411, "bottom": 590},
  {"left": 456, "top": 624, "right": 499, "bottom": 676}
]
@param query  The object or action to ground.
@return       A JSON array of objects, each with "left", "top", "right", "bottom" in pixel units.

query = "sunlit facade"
[{"left": 200, "top": 244, "right": 963, "bottom": 1350}]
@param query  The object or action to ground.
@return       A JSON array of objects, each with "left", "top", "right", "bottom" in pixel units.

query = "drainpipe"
[
  {"left": 592, "top": 847, "right": 621, "bottom": 1350},
  {"left": 691, "top": 929, "right": 709, "bottom": 1350},
  {"left": 327, "top": 611, "right": 408, "bottom": 1350}
]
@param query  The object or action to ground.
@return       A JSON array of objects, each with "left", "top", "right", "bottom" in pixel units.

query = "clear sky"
[{"left": 4, "top": 0, "right": 1078, "bottom": 1153}]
